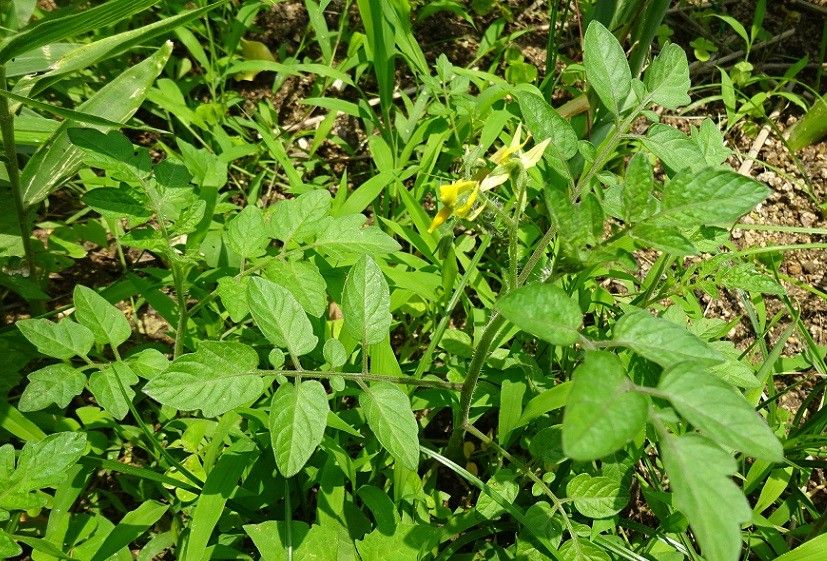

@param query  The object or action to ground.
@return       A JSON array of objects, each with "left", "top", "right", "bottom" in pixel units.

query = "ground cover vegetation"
[{"left": 0, "top": 0, "right": 825, "bottom": 560}]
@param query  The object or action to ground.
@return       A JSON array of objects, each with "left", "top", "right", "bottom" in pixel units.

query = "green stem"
[
  {"left": 0, "top": 64, "right": 40, "bottom": 298},
  {"left": 446, "top": 312, "right": 507, "bottom": 459},
  {"left": 464, "top": 424, "right": 580, "bottom": 544},
  {"left": 414, "top": 234, "right": 492, "bottom": 378},
  {"left": 261, "top": 369, "right": 461, "bottom": 390},
  {"left": 574, "top": 101, "right": 647, "bottom": 200},
  {"left": 172, "top": 263, "right": 189, "bottom": 359}
]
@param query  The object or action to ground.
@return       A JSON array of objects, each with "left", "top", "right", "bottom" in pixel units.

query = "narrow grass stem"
[
  {"left": 464, "top": 424, "right": 580, "bottom": 545},
  {"left": 414, "top": 233, "right": 492, "bottom": 378},
  {"left": 172, "top": 263, "right": 189, "bottom": 359},
  {"left": 0, "top": 64, "right": 40, "bottom": 301}
]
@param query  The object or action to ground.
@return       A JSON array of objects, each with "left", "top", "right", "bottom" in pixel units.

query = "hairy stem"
[
  {"left": 260, "top": 369, "right": 461, "bottom": 390},
  {"left": 446, "top": 312, "right": 507, "bottom": 458}
]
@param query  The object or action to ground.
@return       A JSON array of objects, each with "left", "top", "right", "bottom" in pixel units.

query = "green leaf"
[
  {"left": 269, "top": 381, "right": 330, "bottom": 477},
  {"left": 314, "top": 215, "right": 401, "bottom": 256},
  {"left": 88, "top": 362, "right": 139, "bottom": 420},
  {"left": 476, "top": 469, "right": 520, "bottom": 519},
  {"left": 583, "top": 21, "right": 632, "bottom": 115},
  {"left": 658, "top": 364, "right": 783, "bottom": 462},
  {"left": 17, "top": 318, "right": 94, "bottom": 360},
  {"left": 19, "top": 364, "right": 86, "bottom": 412},
  {"left": 215, "top": 276, "right": 249, "bottom": 322},
  {"left": 562, "top": 351, "right": 647, "bottom": 461},
  {"left": 21, "top": 42, "right": 172, "bottom": 206},
  {"left": 515, "top": 89, "right": 578, "bottom": 159},
  {"left": 88, "top": 500, "right": 168, "bottom": 561},
  {"left": 244, "top": 521, "right": 311, "bottom": 561},
  {"left": 341, "top": 255, "right": 391, "bottom": 346},
  {"left": 31, "top": 3, "right": 225, "bottom": 82},
  {"left": 653, "top": 168, "right": 769, "bottom": 228},
  {"left": 516, "top": 382, "right": 572, "bottom": 429},
  {"left": 359, "top": 382, "right": 419, "bottom": 470},
  {"left": 631, "top": 224, "right": 698, "bottom": 256},
  {"left": 641, "top": 124, "right": 706, "bottom": 174},
  {"left": 357, "top": 523, "right": 440, "bottom": 561},
  {"left": 126, "top": 348, "right": 169, "bottom": 381},
  {"left": 14, "top": 432, "right": 87, "bottom": 491},
  {"left": 68, "top": 128, "right": 152, "bottom": 181},
  {"left": 0, "top": 530, "right": 21, "bottom": 559},
  {"left": 774, "top": 533, "right": 827, "bottom": 561},
  {"left": 661, "top": 434, "right": 751, "bottom": 561},
  {"left": 226, "top": 205, "right": 269, "bottom": 259},
  {"left": 185, "top": 441, "right": 256, "bottom": 561},
  {"left": 323, "top": 338, "right": 347, "bottom": 368},
  {"left": 622, "top": 153, "right": 655, "bottom": 223},
  {"left": 566, "top": 473, "right": 629, "bottom": 518},
  {"left": 496, "top": 283, "right": 582, "bottom": 346},
  {"left": 82, "top": 186, "right": 152, "bottom": 220},
  {"left": 266, "top": 190, "right": 332, "bottom": 244},
  {"left": 644, "top": 43, "right": 691, "bottom": 109},
  {"left": 247, "top": 277, "right": 318, "bottom": 357},
  {"left": 143, "top": 341, "right": 263, "bottom": 417},
  {"left": 73, "top": 285, "right": 132, "bottom": 349},
  {"left": 265, "top": 259, "right": 327, "bottom": 318},
  {"left": 558, "top": 539, "right": 611, "bottom": 561},
  {"left": 523, "top": 502, "right": 563, "bottom": 552},
  {"left": 718, "top": 263, "right": 784, "bottom": 295},
  {"left": 0, "top": 0, "right": 159, "bottom": 63},
  {"left": 612, "top": 309, "right": 725, "bottom": 368}
]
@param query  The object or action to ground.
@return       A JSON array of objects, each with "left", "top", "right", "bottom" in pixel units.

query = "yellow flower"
[
  {"left": 490, "top": 123, "right": 528, "bottom": 166},
  {"left": 482, "top": 124, "right": 551, "bottom": 191},
  {"left": 426, "top": 125, "right": 551, "bottom": 233},
  {"left": 428, "top": 179, "right": 480, "bottom": 232}
]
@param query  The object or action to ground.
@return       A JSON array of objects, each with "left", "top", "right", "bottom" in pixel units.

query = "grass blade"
[
  {"left": 20, "top": 42, "right": 172, "bottom": 206},
  {"left": 0, "top": 0, "right": 159, "bottom": 63}
]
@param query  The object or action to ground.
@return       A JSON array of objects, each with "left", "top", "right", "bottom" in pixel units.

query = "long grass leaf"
[
  {"left": 0, "top": 0, "right": 159, "bottom": 63},
  {"left": 20, "top": 42, "right": 172, "bottom": 206}
]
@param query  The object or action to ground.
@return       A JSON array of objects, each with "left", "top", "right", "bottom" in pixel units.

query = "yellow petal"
[
  {"left": 509, "top": 123, "right": 524, "bottom": 151},
  {"left": 454, "top": 186, "right": 479, "bottom": 218},
  {"left": 480, "top": 169, "right": 509, "bottom": 191},
  {"left": 520, "top": 138, "right": 551, "bottom": 169},
  {"left": 428, "top": 207, "right": 452, "bottom": 232},
  {"left": 439, "top": 179, "right": 477, "bottom": 206}
]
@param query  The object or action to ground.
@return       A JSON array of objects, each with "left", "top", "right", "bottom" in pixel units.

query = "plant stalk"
[{"left": 0, "top": 65, "right": 39, "bottom": 293}]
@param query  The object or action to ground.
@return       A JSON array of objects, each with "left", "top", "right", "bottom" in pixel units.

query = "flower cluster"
[{"left": 428, "top": 124, "right": 550, "bottom": 232}]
